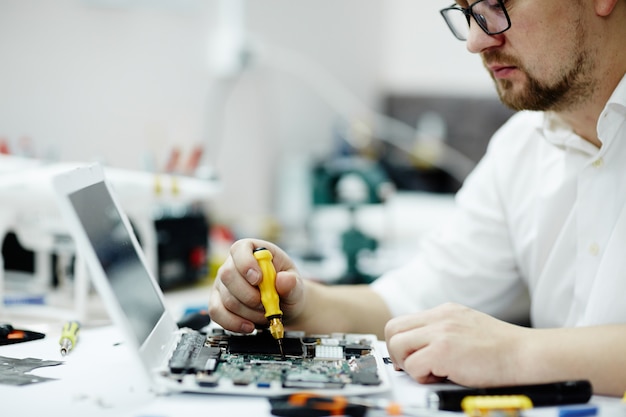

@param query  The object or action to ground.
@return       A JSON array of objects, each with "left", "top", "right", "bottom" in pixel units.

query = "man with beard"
[{"left": 209, "top": 0, "right": 626, "bottom": 396}]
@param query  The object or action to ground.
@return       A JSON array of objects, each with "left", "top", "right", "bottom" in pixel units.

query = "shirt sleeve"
[{"left": 371, "top": 124, "right": 531, "bottom": 324}]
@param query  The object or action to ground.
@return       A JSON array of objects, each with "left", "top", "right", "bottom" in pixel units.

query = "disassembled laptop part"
[{"left": 166, "top": 329, "right": 382, "bottom": 390}]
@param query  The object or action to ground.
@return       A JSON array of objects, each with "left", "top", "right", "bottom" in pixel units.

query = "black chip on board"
[{"left": 228, "top": 331, "right": 302, "bottom": 356}]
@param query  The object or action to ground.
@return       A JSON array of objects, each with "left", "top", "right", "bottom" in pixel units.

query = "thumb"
[{"left": 275, "top": 270, "right": 301, "bottom": 301}]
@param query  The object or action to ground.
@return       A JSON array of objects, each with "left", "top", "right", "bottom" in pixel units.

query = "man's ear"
[{"left": 594, "top": 0, "right": 619, "bottom": 16}]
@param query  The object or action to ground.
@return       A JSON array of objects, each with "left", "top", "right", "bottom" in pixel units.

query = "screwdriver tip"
[{"left": 278, "top": 339, "right": 285, "bottom": 360}]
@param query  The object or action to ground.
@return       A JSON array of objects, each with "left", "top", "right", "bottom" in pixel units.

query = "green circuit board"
[{"left": 167, "top": 328, "right": 382, "bottom": 390}]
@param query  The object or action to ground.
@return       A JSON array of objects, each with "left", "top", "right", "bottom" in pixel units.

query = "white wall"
[
  {"left": 0, "top": 0, "right": 496, "bottom": 235},
  {"left": 0, "top": 0, "right": 213, "bottom": 168},
  {"left": 381, "top": 0, "right": 496, "bottom": 95}
]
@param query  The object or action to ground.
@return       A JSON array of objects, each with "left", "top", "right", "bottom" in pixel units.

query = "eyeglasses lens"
[{"left": 442, "top": 0, "right": 509, "bottom": 41}]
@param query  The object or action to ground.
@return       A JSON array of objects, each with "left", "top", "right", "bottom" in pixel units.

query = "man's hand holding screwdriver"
[
  {"left": 209, "top": 239, "right": 306, "bottom": 335},
  {"left": 209, "top": 238, "right": 391, "bottom": 339}
]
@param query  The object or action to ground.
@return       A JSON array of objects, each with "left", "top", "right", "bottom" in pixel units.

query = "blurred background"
[{"left": 0, "top": 0, "right": 516, "bottom": 318}]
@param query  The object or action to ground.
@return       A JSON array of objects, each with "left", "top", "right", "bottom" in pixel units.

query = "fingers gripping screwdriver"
[{"left": 253, "top": 247, "right": 285, "bottom": 358}]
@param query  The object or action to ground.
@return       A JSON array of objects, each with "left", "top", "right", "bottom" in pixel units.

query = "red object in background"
[
  {"left": 210, "top": 224, "right": 235, "bottom": 244},
  {"left": 185, "top": 145, "right": 204, "bottom": 175},
  {"left": 0, "top": 138, "right": 10, "bottom": 154},
  {"left": 164, "top": 147, "right": 181, "bottom": 173},
  {"left": 188, "top": 246, "right": 207, "bottom": 269}
]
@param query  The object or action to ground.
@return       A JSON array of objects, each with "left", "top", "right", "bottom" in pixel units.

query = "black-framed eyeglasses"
[{"left": 440, "top": 0, "right": 512, "bottom": 41}]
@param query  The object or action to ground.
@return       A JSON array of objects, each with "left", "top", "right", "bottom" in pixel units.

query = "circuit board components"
[{"left": 166, "top": 328, "right": 382, "bottom": 391}]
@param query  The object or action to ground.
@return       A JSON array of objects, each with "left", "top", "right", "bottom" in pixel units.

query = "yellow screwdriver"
[
  {"left": 59, "top": 321, "right": 80, "bottom": 356},
  {"left": 253, "top": 247, "right": 285, "bottom": 359}
]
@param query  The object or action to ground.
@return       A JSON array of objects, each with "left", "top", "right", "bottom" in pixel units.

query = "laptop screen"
[{"left": 68, "top": 181, "right": 165, "bottom": 345}]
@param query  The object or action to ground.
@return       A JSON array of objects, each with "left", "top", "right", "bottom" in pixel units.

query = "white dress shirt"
[{"left": 372, "top": 74, "right": 626, "bottom": 328}]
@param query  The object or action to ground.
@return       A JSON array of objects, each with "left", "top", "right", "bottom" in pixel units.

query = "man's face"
[{"left": 468, "top": 0, "right": 597, "bottom": 112}]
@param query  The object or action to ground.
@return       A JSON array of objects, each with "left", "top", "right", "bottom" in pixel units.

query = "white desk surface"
[{"left": 1, "top": 286, "right": 624, "bottom": 417}]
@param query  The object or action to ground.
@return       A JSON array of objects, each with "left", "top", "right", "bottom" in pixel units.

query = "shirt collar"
[
  {"left": 540, "top": 112, "right": 597, "bottom": 155},
  {"left": 540, "top": 72, "right": 626, "bottom": 155},
  {"left": 597, "top": 73, "right": 626, "bottom": 146}
]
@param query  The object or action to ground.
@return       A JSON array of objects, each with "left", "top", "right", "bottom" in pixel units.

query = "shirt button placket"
[{"left": 589, "top": 157, "right": 603, "bottom": 258}]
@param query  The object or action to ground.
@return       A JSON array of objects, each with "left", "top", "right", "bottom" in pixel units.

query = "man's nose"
[{"left": 466, "top": 19, "right": 504, "bottom": 53}]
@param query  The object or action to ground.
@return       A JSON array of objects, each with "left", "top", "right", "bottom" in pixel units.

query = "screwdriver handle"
[
  {"left": 253, "top": 248, "right": 283, "bottom": 319},
  {"left": 59, "top": 321, "right": 80, "bottom": 355}
]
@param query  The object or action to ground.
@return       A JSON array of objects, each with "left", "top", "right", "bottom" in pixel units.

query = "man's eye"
[{"left": 475, "top": 13, "right": 488, "bottom": 26}]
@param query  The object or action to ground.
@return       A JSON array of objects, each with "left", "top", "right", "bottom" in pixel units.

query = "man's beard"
[
  {"left": 484, "top": 18, "right": 596, "bottom": 113},
  {"left": 487, "top": 50, "right": 595, "bottom": 112}
]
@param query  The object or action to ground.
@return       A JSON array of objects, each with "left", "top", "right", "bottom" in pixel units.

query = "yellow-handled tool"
[
  {"left": 253, "top": 247, "right": 285, "bottom": 358},
  {"left": 59, "top": 321, "right": 80, "bottom": 356}
]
